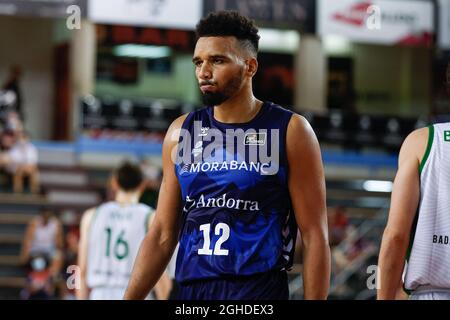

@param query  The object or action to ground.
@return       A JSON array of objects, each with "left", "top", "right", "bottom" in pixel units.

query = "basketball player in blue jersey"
[{"left": 124, "top": 11, "right": 330, "bottom": 300}]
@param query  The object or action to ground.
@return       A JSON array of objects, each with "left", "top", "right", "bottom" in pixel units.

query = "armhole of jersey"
[{"left": 419, "top": 125, "right": 434, "bottom": 173}]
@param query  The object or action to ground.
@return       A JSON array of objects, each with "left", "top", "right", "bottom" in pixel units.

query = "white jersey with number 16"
[{"left": 86, "top": 201, "right": 153, "bottom": 289}]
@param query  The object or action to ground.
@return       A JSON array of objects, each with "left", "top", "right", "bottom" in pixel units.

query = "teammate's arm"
[
  {"left": 286, "top": 114, "right": 330, "bottom": 300},
  {"left": 124, "top": 115, "right": 186, "bottom": 300},
  {"left": 76, "top": 208, "right": 96, "bottom": 300},
  {"left": 377, "top": 128, "right": 427, "bottom": 300}
]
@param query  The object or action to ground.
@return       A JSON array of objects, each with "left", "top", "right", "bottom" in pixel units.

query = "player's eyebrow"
[
  {"left": 208, "top": 54, "right": 228, "bottom": 60},
  {"left": 192, "top": 54, "right": 229, "bottom": 63}
]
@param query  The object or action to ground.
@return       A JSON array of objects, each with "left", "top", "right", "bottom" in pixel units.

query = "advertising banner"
[
  {"left": 0, "top": 0, "right": 87, "bottom": 18},
  {"left": 203, "top": 0, "right": 316, "bottom": 33},
  {"left": 89, "top": 0, "right": 202, "bottom": 30},
  {"left": 438, "top": 0, "right": 450, "bottom": 49},
  {"left": 318, "top": 0, "right": 434, "bottom": 46}
]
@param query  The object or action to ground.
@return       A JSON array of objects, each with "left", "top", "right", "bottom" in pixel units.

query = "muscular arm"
[
  {"left": 286, "top": 115, "right": 330, "bottom": 300},
  {"left": 377, "top": 128, "right": 428, "bottom": 300},
  {"left": 124, "top": 115, "right": 186, "bottom": 300},
  {"left": 76, "top": 208, "right": 95, "bottom": 300},
  {"left": 147, "top": 213, "right": 173, "bottom": 300}
]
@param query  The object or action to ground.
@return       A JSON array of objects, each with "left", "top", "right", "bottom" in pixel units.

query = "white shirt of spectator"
[
  {"left": 29, "top": 216, "right": 59, "bottom": 258},
  {"left": 7, "top": 140, "right": 38, "bottom": 172}
]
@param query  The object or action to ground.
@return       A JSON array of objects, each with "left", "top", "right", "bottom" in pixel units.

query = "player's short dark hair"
[
  {"left": 196, "top": 11, "right": 260, "bottom": 56},
  {"left": 114, "top": 162, "right": 143, "bottom": 192}
]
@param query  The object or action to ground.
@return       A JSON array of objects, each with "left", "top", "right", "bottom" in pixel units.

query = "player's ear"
[{"left": 246, "top": 57, "right": 258, "bottom": 78}]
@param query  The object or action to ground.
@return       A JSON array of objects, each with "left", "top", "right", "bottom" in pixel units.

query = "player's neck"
[
  {"left": 115, "top": 190, "right": 140, "bottom": 206},
  {"left": 213, "top": 91, "right": 262, "bottom": 124}
]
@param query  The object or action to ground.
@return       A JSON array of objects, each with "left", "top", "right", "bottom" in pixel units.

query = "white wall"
[
  {"left": 0, "top": 16, "right": 55, "bottom": 140},
  {"left": 295, "top": 35, "right": 327, "bottom": 114}
]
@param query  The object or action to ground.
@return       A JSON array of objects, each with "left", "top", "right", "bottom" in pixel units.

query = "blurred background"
[{"left": 0, "top": 0, "right": 448, "bottom": 300}]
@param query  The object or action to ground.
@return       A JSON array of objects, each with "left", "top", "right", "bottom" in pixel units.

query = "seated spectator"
[
  {"left": 1, "top": 130, "right": 40, "bottom": 193},
  {"left": 20, "top": 208, "right": 64, "bottom": 280},
  {"left": 21, "top": 254, "right": 56, "bottom": 300}
]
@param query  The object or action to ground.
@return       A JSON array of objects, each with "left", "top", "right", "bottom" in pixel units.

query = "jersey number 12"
[{"left": 198, "top": 223, "right": 230, "bottom": 256}]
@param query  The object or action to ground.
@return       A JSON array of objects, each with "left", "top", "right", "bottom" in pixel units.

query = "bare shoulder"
[
  {"left": 286, "top": 113, "right": 318, "bottom": 148},
  {"left": 162, "top": 113, "right": 189, "bottom": 167},
  {"left": 400, "top": 126, "right": 430, "bottom": 162},
  {"left": 287, "top": 113, "right": 312, "bottom": 133},
  {"left": 164, "top": 114, "right": 189, "bottom": 144},
  {"left": 404, "top": 126, "right": 429, "bottom": 145},
  {"left": 80, "top": 207, "right": 97, "bottom": 228}
]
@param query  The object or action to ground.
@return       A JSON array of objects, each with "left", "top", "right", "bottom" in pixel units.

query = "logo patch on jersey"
[
  {"left": 199, "top": 127, "right": 209, "bottom": 137},
  {"left": 244, "top": 133, "right": 266, "bottom": 145},
  {"left": 183, "top": 195, "right": 196, "bottom": 212},
  {"left": 179, "top": 163, "right": 191, "bottom": 175}
]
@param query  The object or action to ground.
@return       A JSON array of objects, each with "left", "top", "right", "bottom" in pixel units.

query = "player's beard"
[{"left": 201, "top": 70, "right": 244, "bottom": 106}]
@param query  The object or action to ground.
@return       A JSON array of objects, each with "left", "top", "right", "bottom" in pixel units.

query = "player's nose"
[{"left": 198, "top": 63, "right": 212, "bottom": 80}]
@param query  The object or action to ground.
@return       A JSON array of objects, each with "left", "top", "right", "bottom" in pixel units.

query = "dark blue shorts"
[{"left": 176, "top": 270, "right": 289, "bottom": 300}]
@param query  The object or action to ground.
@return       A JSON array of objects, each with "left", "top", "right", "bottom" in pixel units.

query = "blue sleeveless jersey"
[{"left": 174, "top": 101, "right": 297, "bottom": 283}]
